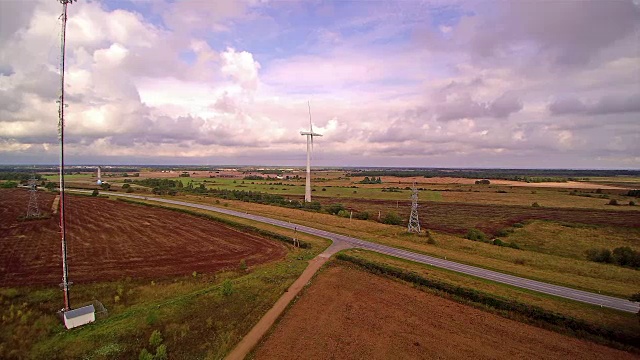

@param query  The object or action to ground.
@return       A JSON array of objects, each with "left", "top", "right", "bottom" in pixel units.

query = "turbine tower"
[
  {"left": 407, "top": 182, "right": 421, "bottom": 233},
  {"left": 300, "top": 101, "right": 322, "bottom": 202}
]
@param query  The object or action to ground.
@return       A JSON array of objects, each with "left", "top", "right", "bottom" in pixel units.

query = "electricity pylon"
[
  {"left": 407, "top": 183, "right": 421, "bottom": 233},
  {"left": 26, "top": 176, "right": 41, "bottom": 218}
]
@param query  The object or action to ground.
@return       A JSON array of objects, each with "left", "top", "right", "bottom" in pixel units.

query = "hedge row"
[
  {"left": 335, "top": 253, "right": 639, "bottom": 349},
  {"left": 115, "top": 198, "right": 310, "bottom": 249}
]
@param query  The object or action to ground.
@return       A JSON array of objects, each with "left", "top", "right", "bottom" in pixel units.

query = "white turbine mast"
[{"left": 300, "top": 101, "right": 322, "bottom": 202}]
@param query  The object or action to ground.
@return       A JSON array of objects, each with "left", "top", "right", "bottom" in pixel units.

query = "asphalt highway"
[{"left": 76, "top": 191, "right": 639, "bottom": 313}]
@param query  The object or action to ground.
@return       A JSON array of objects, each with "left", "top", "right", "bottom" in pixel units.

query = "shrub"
[
  {"left": 155, "top": 344, "right": 167, "bottom": 360},
  {"left": 585, "top": 248, "right": 613, "bottom": 263},
  {"left": 630, "top": 293, "right": 640, "bottom": 302},
  {"left": 91, "top": 189, "right": 99, "bottom": 197},
  {"left": 149, "top": 330, "right": 163, "bottom": 348},
  {"left": 321, "top": 188, "right": 326, "bottom": 191},
  {"left": 507, "top": 242, "right": 521, "bottom": 250},
  {"left": 139, "top": 349, "right": 153, "bottom": 360},
  {"left": 337, "top": 210, "right": 350, "bottom": 218},
  {"left": 612, "top": 246, "right": 640, "bottom": 268},
  {"left": 221, "top": 279, "right": 233, "bottom": 296},
  {"left": 630, "top": 201, "right": 636, "bottom": 206},
  {"left": 493, "top": 238, "right": 504, "bottom": 246},
  {"left": 354, "top": 211, "right": 370, "bottom": 220},
  {"left": 239, "top": 259, "right": 247, "bottom": 270},
  {"left": 122, "top": 183, "right": 130, "bottom": 189},
  {"left": 126, "top": 187, "right": 134, "bottom": 193},
  {"left": 326, "top": 203, "right": 345, "bottom": 215},
  {"left": 512, "top": 223, "right": 524, "bottom": 228},
  {"left": 426, "top": 230, "right": 437, "bottom": 244},
  {"left": 382, "top": 212, "right": 402, "bottom": 225},
  {"left": 0, "top": 181, "right": 18, "bottom": 188},
  {"left": 495, "top": 229, "right": 512, "bottom": 237},
  {"left": 608, "top": 199, "right": 619, "bottom": 206},
  {"left": 465, "top": 228, "right": 487, "bottom": 242},
  {"left": 531, "top": 202, "right": 541, "bottom": 207}
]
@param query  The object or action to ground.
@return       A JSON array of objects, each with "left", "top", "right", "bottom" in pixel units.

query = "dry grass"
[
  {"left": 153, "top": 194, "right": 639, "bottom": 298},
  {"left": 504, "top": 221, "right": 640, "bottom": 260}
]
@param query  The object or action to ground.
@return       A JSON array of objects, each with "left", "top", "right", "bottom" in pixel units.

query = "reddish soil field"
[
  {"left": 0, "top": 189, "right": 286, "bottom": 287},
  {"left": 312, "top": 197, "right": 640, "bottom": 236},
  {"left": 255, "top": 264, "right": 636, "bottom": 360}
]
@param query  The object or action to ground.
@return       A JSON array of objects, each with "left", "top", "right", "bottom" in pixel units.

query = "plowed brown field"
[
  {"left": 255, "top": 264, "right": 636, "bottom": 360},
  {"left": 313, "top": 197, "right": 640, "bottom": 236},
  {"left": 0, "top": 189, "right": 286, "bottom": 286}
]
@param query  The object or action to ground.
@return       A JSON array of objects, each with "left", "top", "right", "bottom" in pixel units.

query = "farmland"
[
  {"left": 0, "top": 188, "right": 286, "bottom": 286},
  {"left": 254, "top": 263, "right": 637, "bottom": 360},
  {"left": 3, "top": 167, "right": 639, "bottom": 358},
  {"left": 0, "top": 188, "right": 330, "bottom": 359}
]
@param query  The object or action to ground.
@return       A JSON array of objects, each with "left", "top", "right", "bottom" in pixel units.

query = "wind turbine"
[{"left": 300, "top": 101, "right": 322, "bottom": 202}]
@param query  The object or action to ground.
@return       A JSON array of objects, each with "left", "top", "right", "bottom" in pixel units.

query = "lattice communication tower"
[{"left": 407, "top": 183, "right": 421, "bottom": 233}]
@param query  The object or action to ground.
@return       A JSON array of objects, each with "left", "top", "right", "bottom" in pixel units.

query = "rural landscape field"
[
  {"left": 2, "top": 0, "right": 640, "bottom": 359},
  {"left": 1, "top": 165, "right": 639, "bottom": 359}
]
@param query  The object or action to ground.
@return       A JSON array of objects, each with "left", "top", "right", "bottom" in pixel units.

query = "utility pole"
[
  {"left": 407, "top": 182, "right": 421, "bottom": 233},
  {"left": 58, "top": 0, "right": 75, "bottom": 312}
]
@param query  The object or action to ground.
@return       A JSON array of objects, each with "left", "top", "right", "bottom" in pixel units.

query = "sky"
[{"left": 0, "top": 0, "right": 639, "bottom": 168}]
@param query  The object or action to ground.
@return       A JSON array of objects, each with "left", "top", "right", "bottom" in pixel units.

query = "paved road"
[{"left": 77, "top": 191, "right": 639, "bottom": 313}]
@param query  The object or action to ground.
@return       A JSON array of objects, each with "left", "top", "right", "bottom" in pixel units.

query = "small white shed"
[{"left": 63, "top": 304, "right": 95, "bottom": 329}]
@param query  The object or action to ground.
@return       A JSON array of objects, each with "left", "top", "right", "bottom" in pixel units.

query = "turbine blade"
[{"left": 308, "top": 100, "right": 313, "bottom": 133}]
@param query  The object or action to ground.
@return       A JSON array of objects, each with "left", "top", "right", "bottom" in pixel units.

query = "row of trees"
[{"left": 358, "top": 176, "right": 382, "bottom": 184}]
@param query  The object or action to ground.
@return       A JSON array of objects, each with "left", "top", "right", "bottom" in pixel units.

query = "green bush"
[
  {"left": 155, "top": 344, "right": 167, "bottom": 360},
  {"left": 139, "top": 349, "right": 153, "bottom": 360},
  {"left": 91, "top": 189, "right": 99, "bottom": 197},
  {"left": 149, "top": 330, "right": 163, "bottom": 348},
  {"left": 512, "top": 223, "right": 525, "bottom": 228},
  {"left": 337, "top": 210, "right": 350, "bottom": 218},
  {"left": 221, "top": 279, "right": 233, "bottom": 297},
  {"left": 608, "top": 199, "right": 619, "bottom": 206},
  {"left": 585, "top": 248, "right": 613, "bottom": 263},
  {"left": 465, "top": 228, "right": 487, "bottom": 242},
  {"left": 493, "top": 238, "right": 504, "bottom": 246},
  {"left": 326, "top": 203, "right": 345, "bottom": 215},
  {"left": 382, "top": 212, "right": 402, "bottom": 225},
  {"left": 0, "top": 181, "right": 18, "bottom": 188},
  {"left": 531, "top": 202, "right": 541, "bottom": 207},
  {"left": 629, "top": 201, "right": 636, "bottom": 206},
  {"left": 353, "top": 211, "right": 370, "bottom": 220}
]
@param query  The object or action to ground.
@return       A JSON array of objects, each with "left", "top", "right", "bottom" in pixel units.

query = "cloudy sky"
[{"left": 0, "top": 0, "right": 639, "bottom": 168}]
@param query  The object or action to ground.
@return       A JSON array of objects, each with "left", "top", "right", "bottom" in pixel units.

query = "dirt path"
[
  {"left": 254, "top": 264, "right": 637, "bottom": 360},
  {"left": 225, "top": 241, "right": 352, "bottom": 360}
]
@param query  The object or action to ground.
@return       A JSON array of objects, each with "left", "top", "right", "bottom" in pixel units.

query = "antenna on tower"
[
  {"left": 407, "top": 182, "right": 421, "bottom": 233},
  {"left": 58, "top": 0, "right": 75, "bottom": 314}
]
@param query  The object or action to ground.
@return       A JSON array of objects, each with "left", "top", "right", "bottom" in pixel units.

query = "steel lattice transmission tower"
[
  {"left": 407, "top": 183, "right": 421, "bottom": 233},
  {"left": 26, "top": 175, "right": 41, "bottom": 218}
]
